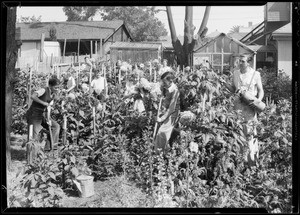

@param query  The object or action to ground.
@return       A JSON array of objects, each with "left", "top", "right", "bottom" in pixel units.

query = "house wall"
[
  {"left": 113, "top": 27, "right": 131, "bottom": 42},
  {"left": 17, "top": 41, "right": 39, "bottom": 68},
  {"left": 43, "top": 41, "right": 61, "bottom": 58},
  {"left": 276, "top": 39, "right": 292, "bottom": 77},
  {"left": 17, "top": 41, "right": 62, "bottom": 69},
  {"left": 110, "top": 48, "right": 161, "bottom": 64}
]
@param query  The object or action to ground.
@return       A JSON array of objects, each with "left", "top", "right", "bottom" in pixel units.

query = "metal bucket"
[{"left": 76, "top": 175, "right": 95, "bottom": 198}]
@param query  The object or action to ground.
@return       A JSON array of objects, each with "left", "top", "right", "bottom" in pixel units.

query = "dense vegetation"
[{"left": 9, "top": 65, "right": 292, "bottom": 212}]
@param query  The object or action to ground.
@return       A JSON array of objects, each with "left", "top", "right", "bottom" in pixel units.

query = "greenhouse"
[{"left": 193, "top": 33, "right": 257, "bottom": 74}]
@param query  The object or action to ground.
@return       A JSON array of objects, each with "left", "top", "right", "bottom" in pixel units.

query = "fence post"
[
  {"left": 63, "top": 38, "right": 66, "bottom": 63},
  {"left": 28, "top": 67, "right": 32, "bottom": 108}
]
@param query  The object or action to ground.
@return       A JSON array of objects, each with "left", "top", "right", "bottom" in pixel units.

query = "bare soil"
[{"left": 6, "top": 134, "right": 152, "bottom": 208}]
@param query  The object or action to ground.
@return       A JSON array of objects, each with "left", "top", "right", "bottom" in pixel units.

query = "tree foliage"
[
  {"left": 100, "top": 6, "right": 168, "bottom": 41},
  {"left": 63, "top": 6, "right": 100, "bottom": 21},
  {"left": 63, "top": 6, "right": 168, "bottom": 42},
  {"left": 19, "top": 15, "right": 42, "bottom": 23},
  {"left": 229, "top": 25, "right": 240, "bottom": 33}
]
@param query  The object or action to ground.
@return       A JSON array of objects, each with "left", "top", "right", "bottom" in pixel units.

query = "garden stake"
[
  {"left": 77, "top": 61, "right": 80, "bottom": 90},
  {"left": 46, "top": 105, "right": 54, "bottom": 152},
  {"left": 61, "top": 101, "right": 67, "bottom": 145},
  {"left": 153, "top": 97, "right": 163, "bottom": 141},
  {"left": 92, "top": 106, "right": 96, "bottom": 145},
  {"left": 28, "top": 66, "right": 32, "bottom": 109},
  {"left": 150, "top": 63, "right": 152, "bottom": 82},
  {"left": 186, "top": 155, "right": 190, "bottom": 208}
]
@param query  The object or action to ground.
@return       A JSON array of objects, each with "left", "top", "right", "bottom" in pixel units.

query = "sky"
[{"left": 16, "top": 5, "right": 265, "bottom": 35}]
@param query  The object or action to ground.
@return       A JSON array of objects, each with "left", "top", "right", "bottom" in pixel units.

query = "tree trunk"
[
  {"left": 166, "top": 6, "right": 185, "bottom": 69},
  {"left": 183, "top": 6, "right": 195, "bottom": 67},
  {"left": 6, "top": 6, "right": 18, "bottom": 171},
  {"left": 166, "top": 6, "right": 211, "bottom": 69}
]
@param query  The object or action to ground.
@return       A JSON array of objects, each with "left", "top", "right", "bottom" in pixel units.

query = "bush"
[
  {"left": 10, "top": 66, "right": 292, "bottom": 211},
  {"left": 260, "top": 69, "right": 292, "bottom": 103}
]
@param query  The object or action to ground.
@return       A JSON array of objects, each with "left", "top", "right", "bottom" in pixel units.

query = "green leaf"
[
  {"left": 47, "top": 186, "right": 55, "bottom": 196},
  {"left": 62, "top": 158, "right": 68, "bottom": 164},
  {"left": 39, "top": 184, "right": 47, "bottom": 189},
  {"left": 48, "top": 172, "right": 56, "bottom": 180},
  {"left": 79, "top": 110, "right": 85, "bottom": 118},
  {"left": 70, "top": 156, "right": 76, "bottom": 164},
  {"left": 71, "top": 167, "right": 79, "bottom": 177},
  {"left": 64, "top": 165, "right": 70, "bottom": 171}
]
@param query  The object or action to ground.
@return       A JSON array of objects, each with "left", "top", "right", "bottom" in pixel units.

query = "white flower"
[{"left": 189, "top": 141, "right": 198, "bottom": 153}]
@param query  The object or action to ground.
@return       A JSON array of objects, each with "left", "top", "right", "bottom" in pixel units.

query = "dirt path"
[{"left": 6, "top": 134, "right": 155, "bottom": 208}]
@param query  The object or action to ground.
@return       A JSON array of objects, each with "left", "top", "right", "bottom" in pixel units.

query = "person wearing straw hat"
[
  {"left": 226, "top": 54, "right": 264, "bottom": 165},
  {"left": 154, "top": 69, "right": 180, "bottom": 155},
  {"left": 24, "top": 77, "right": 61, "bottom": 151}
]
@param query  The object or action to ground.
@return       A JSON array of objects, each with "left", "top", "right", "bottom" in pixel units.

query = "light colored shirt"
[
  {"left": 91, "top": 77, "right": 107, "bottom": 95},
  {"left": 233, "top": 68, "right": 261, "bottom": 97}
]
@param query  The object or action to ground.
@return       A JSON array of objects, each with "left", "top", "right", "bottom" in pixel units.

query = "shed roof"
[
  {"left": 194, "top": 32, "right": 256, "bottom": 53},
  {"left": 16, "top": 20, "right": 129, "bottom": 41},
  {"left": 110, "top": 41, "right": 162, "bottom": 50},
  {"left": 246, "top": 45, "right": 277, "bottom": 52}
]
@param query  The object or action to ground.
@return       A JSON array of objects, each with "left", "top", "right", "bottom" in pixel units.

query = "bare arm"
[
  {"left": 31, "top": 92, "right": 48, "bottom": 107},
  {"left": 256, "top": 73, "right": 264, "bottom": 101}
]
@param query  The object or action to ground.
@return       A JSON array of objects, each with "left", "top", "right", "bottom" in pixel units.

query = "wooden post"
[
  {"left": 119, "top": 67, "right": 121, "bottom": 85},
  {"left": 95, "top": 41, "right": 97, "bottom": 58},
  {"left": 28, "top": 124, "right": 33, "bottom": 140},
  {"left": 28, "top": 67, "right": 32, "bottom": 108},
  {"left": 40, "top": 33, "right": 45, "bottom": 62},
  {"left": 50, "top": 54, "right": 53, "bottom": 74},
  {"left": 102, "top": 63, "right": 105, "bottom": 78},
  {"left": 77, "top": 39, "right": 80, "bottom": 63},
  {"left": 63, "top": 38, "right": 66, "bottom": 63},
  {"left": 77, "top": 60, "right": 80, "bottom": 90},
  {"left": 89, "top": 67, "right": 92, "bottom": 94},
  {"left": 92, "top": 107, "right": 96, "bottom": 144},
  {"left": 61, "top": 101, "right": 67, "bottom": 145},
  {"left": 114, "top": 64, "right": 116, "bottom": 84},
  {"left": 221, "top": 48, "right": 224, "bottom": 75},
  {"left": 253, "top": 52, "right": 257, "bottom": 70},
  {"left": 90, "top": 40, "right": 93, "bottom": 58},
  {"left": 62, "top": 115, "right": 67, "bottom": 145},
  {"left": 100, "top": 39, "right": 102, "bottom": 58},
  {"left": 149, "top": 63, "right": 152, "bottom": 82}
]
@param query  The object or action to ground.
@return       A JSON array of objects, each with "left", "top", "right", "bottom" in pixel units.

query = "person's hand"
[
  {"left": 47, "top": 120, "right": 52, "bottom": 126},
  {"left": 156, "top": 117, "right": 163, "bottom": 123}
]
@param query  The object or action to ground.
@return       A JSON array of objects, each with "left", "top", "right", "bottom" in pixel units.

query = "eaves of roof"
[
  {"left": 16, "top": 20, "right": 126, "bottom": 41},
  {"left": 193, "top": 33, "right": 256, "bottom": 53}
]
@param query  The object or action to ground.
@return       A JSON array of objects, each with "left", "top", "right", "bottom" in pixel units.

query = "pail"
[{"left": 76, "top": 175, "right": 95, "bottom": 198}]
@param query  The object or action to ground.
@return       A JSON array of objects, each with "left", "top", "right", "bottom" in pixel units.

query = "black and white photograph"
[{"left": 2, "top": 2, "right": 297, "bottom": 213}]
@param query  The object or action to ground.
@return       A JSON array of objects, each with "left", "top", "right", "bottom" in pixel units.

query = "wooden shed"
[
  {"left": 193, "top": 33, "right": 256, "bottom": 74},
  {"left": 110, "top": 41, "right": 163, "bottom": 65}
]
